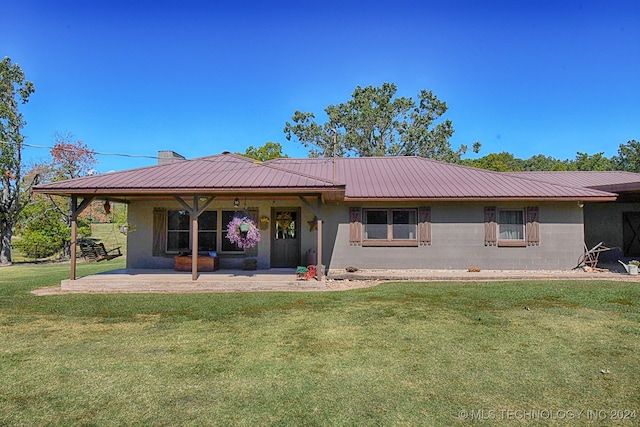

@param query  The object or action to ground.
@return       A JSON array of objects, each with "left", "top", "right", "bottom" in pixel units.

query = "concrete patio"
[{"left": 30, "top": 262, "right": 639, "bottom": 295}]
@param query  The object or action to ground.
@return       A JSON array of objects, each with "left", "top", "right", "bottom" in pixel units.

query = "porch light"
[{"left": 233, "top": 198, "right": 240, "bottom": 208}]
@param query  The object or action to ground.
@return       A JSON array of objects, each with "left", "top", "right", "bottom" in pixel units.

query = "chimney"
[{"left": 158, "top": 150, "right": 186, "bottom": 165}]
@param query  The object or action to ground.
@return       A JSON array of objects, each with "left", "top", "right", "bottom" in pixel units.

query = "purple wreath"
[{"left": 226, "top": 216, "right": 261, "bottom": 249}]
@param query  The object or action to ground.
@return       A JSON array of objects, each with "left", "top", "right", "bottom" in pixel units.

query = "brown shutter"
[
  {"left": 484, "top": 207, "right": 497, "bottom": 246},
  {"left": 246, "top": 207, "right": 259, "bottom": 257},
  {"left": 526, "top": 206, "right": 540, "bottom": 246},
  {"left": 418, "top": 206, "right": 431, "bottom": 246},
  {"left": 152, "top": 208, "right": 167, "bottom": 256},
  {"left": 349, "top": 207, "right": 362, "bottom": 246}
]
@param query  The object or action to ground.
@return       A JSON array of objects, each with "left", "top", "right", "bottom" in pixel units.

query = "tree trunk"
[{"left": 0, "top": 220, "right": 13, "bottom": 265}]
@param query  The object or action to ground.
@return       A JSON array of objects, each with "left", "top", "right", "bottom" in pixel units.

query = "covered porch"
[{"left": 32, "top": 152, "right": 346, "bottom": 283}]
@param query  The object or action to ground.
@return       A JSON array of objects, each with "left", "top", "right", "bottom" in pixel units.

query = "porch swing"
[{"left": 78, "top": 200, "right": 123, "bottom": 263}]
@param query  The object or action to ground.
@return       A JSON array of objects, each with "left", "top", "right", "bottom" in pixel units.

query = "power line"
[{"left": 0, "top": 139, "right": 336, "bottom": 167}]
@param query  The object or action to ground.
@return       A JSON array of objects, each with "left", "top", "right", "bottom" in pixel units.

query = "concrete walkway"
[{"left": 31, "top": 264, "right": 639, "bottom": 295}]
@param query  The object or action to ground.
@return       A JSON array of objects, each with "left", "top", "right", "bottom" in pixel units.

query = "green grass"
[{"left": 1, "top": 265, "right": 639, "bottom": 426}]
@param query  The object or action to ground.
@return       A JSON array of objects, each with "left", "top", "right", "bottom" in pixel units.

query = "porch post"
[
  {"left": 191, "top": 196, "right": 199, "bottom": 281},
  {"left": 316, "top": 196, "right": 323, "bottom": 279},
  {"left": 317, "top": 218, "right": 323, "bottom": 279},
  {"left": 70, "top": 196, "right": 78, "bottom": 281}
]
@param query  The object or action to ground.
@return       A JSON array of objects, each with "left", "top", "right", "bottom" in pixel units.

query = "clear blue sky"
[{"left": 3, "top": 0, "right": 639, "bottom": 173}]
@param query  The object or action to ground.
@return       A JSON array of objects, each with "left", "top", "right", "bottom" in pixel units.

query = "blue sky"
[{"left": 3, "top": 0, "right": 639, "bottom": 173}]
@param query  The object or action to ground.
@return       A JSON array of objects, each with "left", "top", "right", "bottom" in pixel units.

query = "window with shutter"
[
  {"left": 498, "top": 209, "right": 526, "bottom": 247},
  {"left": 361, "top": 208, "right": 418, "bottom": 247}
]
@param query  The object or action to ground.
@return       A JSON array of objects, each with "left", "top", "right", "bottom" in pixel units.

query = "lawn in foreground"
[{"left": 0, "top": 264, "right": 639, "bottom": 426}]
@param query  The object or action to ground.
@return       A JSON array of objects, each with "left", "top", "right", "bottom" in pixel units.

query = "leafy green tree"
[
  {"left": 522, "top": 154, "right": 570, "bottom": 171},
  {"left": 462, "top": 152, "right": 523, "bottom": 171},
  {"left": 574, "top": 151, "right": 614, "bottom": 171},
  {"left": 15, "top": 133, "right": 98, "bottom": 260},
  {"left": 239, "top": 142, "right": 289, "bottom": 161},
  {"left": 613, "top": 140, "right": 640, "bottom": 172},
  {"left": 284, "top": 83, "right": 463, "bottom": 161},
  {"left": 14, "top": 193, "right": 90, "bottom": 259},
  {"left": 0, "top": 57, "right": 36, "bottom": 265}
]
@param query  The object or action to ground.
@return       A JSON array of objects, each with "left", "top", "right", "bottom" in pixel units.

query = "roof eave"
[
  {"left": 343, "top": 196, "right": 618, "bottom": 202},
  {"left": 33, "top": 186, "right": 346, "bottom": 198}
]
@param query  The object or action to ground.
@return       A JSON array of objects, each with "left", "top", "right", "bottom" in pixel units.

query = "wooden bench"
[{"left": 79, "top": 242, "right": 122, "bottom": 262}]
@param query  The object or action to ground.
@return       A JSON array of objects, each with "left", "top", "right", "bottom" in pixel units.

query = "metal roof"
[
  {"left": 505, "top": 171, "right": 640, "bottom": 193},
  {"left": 34, "top": 153, "right": 619, "bottom": 201},
  {"left": 33, "top": 153, "right": 345, "bottom": 197},
  {"left": 268, "top": 157, "right": 617, "bottom": 201}
]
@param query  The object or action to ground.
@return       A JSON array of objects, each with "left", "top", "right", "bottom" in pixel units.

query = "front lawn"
[{"left": 1, "top": 264, "right": 639, "bottom": 426}]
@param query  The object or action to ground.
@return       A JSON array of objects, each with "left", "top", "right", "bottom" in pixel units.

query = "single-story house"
[{"left": 33, "top": 151, "right": 640, "bottom": 279}]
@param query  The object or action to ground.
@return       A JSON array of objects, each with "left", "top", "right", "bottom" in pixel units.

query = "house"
[
  {"left": 505, "top": 171, "right": 640, "bottom": 258},
  {"left": 35, "top": 151, "right": 634, "bottom": 279}
]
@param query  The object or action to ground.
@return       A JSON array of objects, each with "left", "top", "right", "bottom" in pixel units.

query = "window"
[
  {"left": 166, "top": 210, "right": 217, "bottom": 253},
  {"left": 197, "top": 211, "right": 217, "bottom": 251},
  {"left": 498, "top": 209, "right": 525, "bottom": 246},
  {"left": 167, "top": 210, "right": 190, "bottom": 252},
  {"left": 363, "top": 208, "right": 417, "bottom": 246},
  {"left": 221, "top": 211, "right": 244, "bottom": 252}
]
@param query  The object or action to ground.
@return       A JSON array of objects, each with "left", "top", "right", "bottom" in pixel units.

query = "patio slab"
[{"left": 30, "top": 264, "right": 639, "bottom": 295}]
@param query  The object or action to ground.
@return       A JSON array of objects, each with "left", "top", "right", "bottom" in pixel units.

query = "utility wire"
[{"left": 0, "top": 139, "right": 337, "bottom": 167}]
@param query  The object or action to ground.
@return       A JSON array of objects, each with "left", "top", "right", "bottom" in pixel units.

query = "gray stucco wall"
[
  {"left": 126, "top": 199, "right": 585, "bottom": 272},
  {"left": 325, "top": 201, "right": 585, "bottom": 273}
]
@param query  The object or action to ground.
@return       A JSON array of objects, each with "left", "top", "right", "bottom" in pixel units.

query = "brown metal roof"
[
  {"left": 33, "top": 153, "right": 345, "bottom": 197},
  {"left": 505, "top": 171, "right": 640, "bottom": 193},
  {"left": 34, "top": 153, "right": 619, "bottom": 201},
  {"left": 268, "top": 157, "right": 617, "bottom": 201}
]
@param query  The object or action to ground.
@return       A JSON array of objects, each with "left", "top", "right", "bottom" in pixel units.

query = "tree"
[
  {"left": 50, "top": 131, "right": 97, "bottom": 179},
  {"left": 574, "top": 151, "right": 614, "bottom": 171},
  {"left": 613, "top": 140, "right": 640, "bottom": 172},
  {"left": 48, "top": 133, "right": 97, "bottom": 258},
  {"left": 0, "top": 57, "right": 36, "bottom": 265},
  {"left": 13, "top": 192, "right": 91, "bottom": 259},
  {"left": 14, "top": 133, "right": 98, "bottom": 260},
  {"left": 239, "top": 142, "right": 289, "bottom": 161},
  {"left": 284, "top": 83, "right": 463, "bottom": 161},
  {"left": 461, "top": 152, "right": 523, "bottom": 172},
  {"left": 522, "top": 154, "right": 570, "bottom": 171}
]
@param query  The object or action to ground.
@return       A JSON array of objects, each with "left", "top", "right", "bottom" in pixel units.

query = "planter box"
[{"left": 174, "top": 255, "right": 219, "bottom": 272}]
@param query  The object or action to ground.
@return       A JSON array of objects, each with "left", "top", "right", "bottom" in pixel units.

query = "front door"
[{"left": 271, "top": 209, "right": 300, "bottom": 268}]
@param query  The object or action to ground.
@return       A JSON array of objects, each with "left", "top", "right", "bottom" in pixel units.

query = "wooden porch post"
[
  {"left": 175, "top": 195, "right": 215, "bottom": 281},
  {"left": 316, "top": 195, "right": 323, "bottom": 279},
  {"left": 298, "top": 195, "right": 324, "bottom": 280},
  {"left": 191, "top": 196, "right": 199, "bottom": 281},
  {"left": 317, "top": 218, "right": 323, "bottom": 279},
  {"left": 70, "top": 196, "right": 78, "bottom": 281}
]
